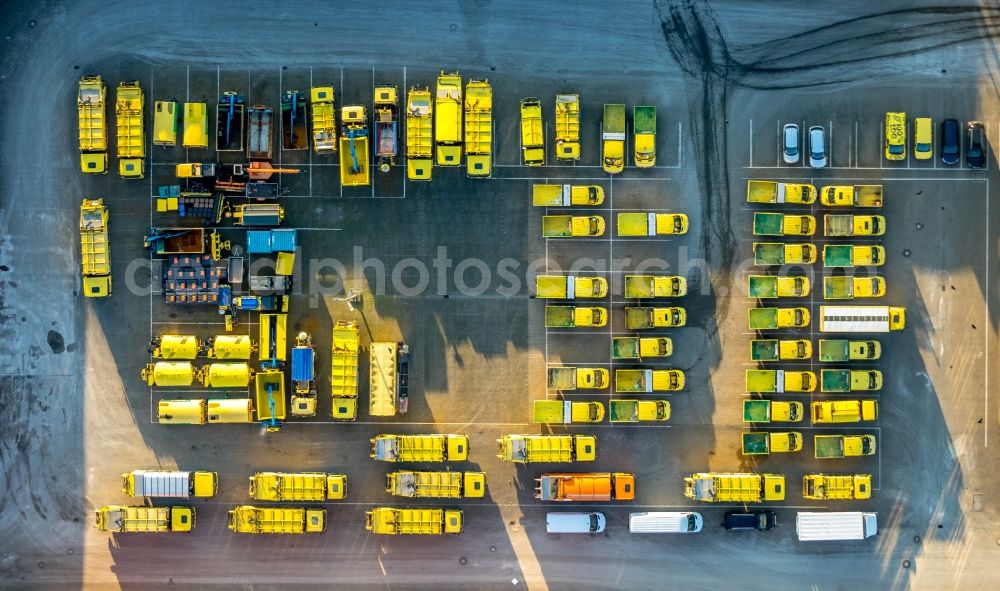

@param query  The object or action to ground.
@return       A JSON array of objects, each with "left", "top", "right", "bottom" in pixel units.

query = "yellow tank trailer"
[
  {"left": 228, "top": 506, "right": 326, "bottom": 534},
  {"left": 198, "top": 363, "right": 253, "bottom": 388},
  {"left": 78, "top": 75, "right": 108, "bottom": 174},
  {"left": 95, "top": 505, "right": 194, "bottom": 533},
  {"left": 142, "top": 361, "right": 196, "bottom": 387},
  {"left": 207, "top": 398, "right": 253, "bottom": 423},
  {"left": 115, "top": 81, "right": 144, "bottom": 178},
  {"left": 205, "top": 335, "right": 255, "bottom": 360},
  {"left": 153, "top": 100, "right": 178, "bottom": 146},
  {"left": 249, "top": 472, "right": 347, "bottom": 501},
  {"left": 366, "top": 507, "right": 463, "bottom": 535},
  {"left": 122, "top": 470, "right": 217, "bottom": 498},
  {"left": 157, "top": 399, "right": 207, "bottom": 425},
  {"left": 406, "top": 87, "right": 433, "bottom": 180},
  {"left": 149, "top": 335, "right": 201, "bottom": 360}
]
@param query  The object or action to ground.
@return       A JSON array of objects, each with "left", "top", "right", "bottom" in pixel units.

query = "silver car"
[
  {"left": 809, "top": 125, "right": 827, "bottom": 168},
  {"left": 783, "top": 123, "right": 800, "bottom": 164}
]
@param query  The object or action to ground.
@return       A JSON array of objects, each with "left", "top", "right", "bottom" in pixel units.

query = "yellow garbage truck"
[
  {"left": 249, "top": 472, "right": 347, "bottom": 501},
  {"left": 406, "top": 87, "right": 433, "bottom": 180},
  {"left": 385, "top": 471, "right": 485, "bottom": 499},
  {"left": 330, "top": 320, "right": 360, "bottom": 420},
  {"left": 497, "top": 434, "right": 597, "bottom": 462},
  {"left": 78, "top": 75, "right": 108, "bottom": 173},
  {"left": 366, "top": 507, "right": 463, "bottom": 535},
  {"left": 683, "top": 473, "right": 786, "bottom": 503},
  {"left": 95, "top": 505, "right": 194, "bottom": 533},
  {"left": 536, "top": 275, "right": 608, "bottom": 299},
  {"left": 370, "top": 434, "right": 469, "bottom": 462},
  {"left": 554, "top": 93, "right": 580, "bottom": 160},
  {"left": 115, "top": 81, "right": 144, "bottom": 178},
  {"left": 435, "top": 71, "right": 463, "bottom": 166},
  {"left": 80, "top": 198, "right": 111, "bottom": 297},
  {"left": 122, "top": 470, "right": 217, "bottom": 498},
  {"left": 228, "top": 506, "right": 327, "bottom": 534},
  {"left": 464, "top": 79, "right": 493, "bottom": 177},
  {"left": 802, "top": 474, "right": 872, "bottom": 500},
  {"left": 520, "top": 98, "right": 545, "bottom": 166}
]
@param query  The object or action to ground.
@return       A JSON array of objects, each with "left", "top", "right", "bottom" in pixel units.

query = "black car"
[
  {"left": 966, "top": 121, "right": 985, "bottom": 168},
  {"left": 940, "top": 119, "right": 960, "bottom": 165},
  {"left": 724, "top": 510, "right": 777, "bottom": 531}
]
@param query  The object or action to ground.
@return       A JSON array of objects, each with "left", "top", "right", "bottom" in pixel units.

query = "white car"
[
  {"left": 783, "top": 123, "right": 800, "bottom": 164},
  {"left": 808, "top": 126, "right": 827, "bottom": 168}
]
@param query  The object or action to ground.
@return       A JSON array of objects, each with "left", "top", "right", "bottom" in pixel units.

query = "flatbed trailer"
[
  {"left": 247, "top": 105, "right": 274, "bottom": 160},
  {"left": 217, "top": 92, "right": 245, "bottom": 152}
]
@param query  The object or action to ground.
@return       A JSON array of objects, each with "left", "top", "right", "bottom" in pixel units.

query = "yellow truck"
[
  {"left": 624, "top": 275, "right": 687, "bottom": 298},
  {"left": 616, "top": 212, "right": 689, "bottom": 236},
  {"left": 340, "top": 105, "right": 370, "bottom": 186},
  {"left": 615, "top": 369, "right": 685, "bottom": 393},
  {"left": 752, "top": 243, "right": 816, "bottom": 266},
  {"left": 536, "top": 275, "right": 608, "bottom": 299},
  {"left": 228, "top": 506, "right": 327, "bottom": 534},
  {"left": 824, "top": 214, "right": 886, "bottom": 237},
  {"left": 554, "top": 93, "right": 580, "bottom": 160},
  {"left": 885, "top": 111, "right": 906, "bottom": 161},
  {"left": 746, "top": 180, "right": 816, "bottom": 204},
  {"left": 542, "top": 215, "right": 606, "bottom": 237},
  {"left": 602, "top": 104, "right": 625, "bottom": 173},
  {"left": 520, "top": 98, "right": 545, "bottom": 166},
  {"left": 150, "top": 335, "right": 201, "bottom": 360},
  {"left": 158, "top": 399, "right": 207, "bottom": 425},
  {"left": 310, "top": 86, "right": 336, "bottom": 152},
  {"left": 122, "top": 470, "right": 217, "bottom": 498},
  {"left": 824, "top": 276, "right": 886, "bottom": 300},
  {"left": 684, "top": 473, "right": 786, "bottom": 503},
  {"left": 748, "top": 307, "right": 810, "bottom": 330},
  {"left": 497, "top": 434, "right": 596, "bottom": 462},
  {"left": 609, "top": 399, "right": 670, "bottom": 422},
  {"left": 544, "top": 305, "right": 607, "bottom": 328},
  {"left": 182, "top": 102, "right": 209, "bottom": 148},
  {"left": 611, "top": 336, "right": 672, "bottom": 360},
  {"left": 820, "top": 185, "right": 883, "bottom": 207},
  {"left": 78, "top": 75, "right": 108, "bottom": 173},
  {"left": 811, "top": 400, "right": 879, "bottom": 424},
  {"left": 370, "top": 341, "right": 400, "bottom": 417},
  {"left": 823, "top": 245, "right": 885, "bottom": 267},
  {"left": 743, "top": 399, "right": 804, "bottom": 423},
  {"left": 753, "top": 212, "right": 816, "bottom": 236},
  {"left": 748, "top": 275, "right": 810, "bottom": 298},
  {"left": 625, "top": 306, "right": 687, "bottom": 328},
  {"left": 814, "top": 434, "right": 877, "bottom": 458},
  {"left": 249, "top": 472, "right": 347, "bottom": 501},
  {"left": 819, "top": 305, "right": 905, "bottom": 333},
  {"left": 115, "top": 82, "right": 144, "bottom": 178},
  {"left": 821, "top": 369, "right": 883, "bottom": 392},
  {"left": 532, "top": 184, "right": 605, "bottom": 206},
  {"left": 818, "top": 339, "right": 881, "bottom": 362},
  {"left": 95, "top": 505, "right": 194, "bottom": 533},
  {"left": 366, "top": 507, "right": 463, "bottom": 535},
  {"left": 370, "top": 434, "right": 469, "bottom": 462},
  {"left": 533, "top": 400, "right": 605, "bottom": 423},
  {"left": 330, "top": 320, "right": 360, "bottom": 420},
  {"left": 741, "top": 432, "right": 803, "bottom": 455},
  {"left": 633, "top": 106, "right": 656, "bottom": 167},
  {"left": 750, "top": 339, "right": 812, "bottom": 362},
  {"left": 435, "top": 71, "right": 463, "bottom": 165},
  {"left": 80, "top": 198, "right": 111, "bottom": 297},
  {"left": 406, "top": 87, "right": 433, "bottom": 180},
  {"left": 745, "top": 369, "right": 816, "bottom": 393},
  {"left": 547, "top": 366, "right": 610, "bottom": 390},
  {"left": 142, "top": 361, "right": 196, "bottom": 387},
  {"left": 153, "top": 100, "right": 178, "bottom": 146},
  {"left": 464, "top": 79, "right": 493, "bottom": 177},
  {"left": 802, "top": 474, "right": 872, "bottom": 500},
  {"left": 386, "top": 471, "right": 486, "bottom": 498}
]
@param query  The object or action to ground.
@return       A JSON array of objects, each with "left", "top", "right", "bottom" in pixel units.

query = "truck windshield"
[{"left": 888, "top": 144, "right": 903, "bottom": 154}]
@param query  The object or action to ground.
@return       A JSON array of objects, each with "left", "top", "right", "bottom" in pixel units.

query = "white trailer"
[
  {"left": 796, "top": 511, "right": 878, "bottom": 541},
  {"left": 819, "top": 306, "right": 906, "bottom": 333}
]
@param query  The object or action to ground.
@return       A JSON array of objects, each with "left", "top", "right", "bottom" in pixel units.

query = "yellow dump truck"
[
  {"left": 741, "top": 432, "right": 803, "bottom": 455},
  {"left": 750, "top": 339, "right": 812, "bottom": 362},
  {"left": 533, "top": 400, "right": 605, "bottom": 423},
  {"left": 406, "top": 87, "right": 433, "bottom": 180},
  {"left": 386, "top": 471, "right": 485, "bottom": 499},
  {"left": 290, "top": 332, "right": 317, "bottom": 416},
  {"left": 554, "top": 93, "right": 580, "bottom": 160},
  {"left": 532, "top": 184, "right": 605, "bottom": 206},
  {"left": 746, "top": 180, "right": 816, "bottom": 204},
  {"left": 611, "top": 336, "right": 672, "bottom": 360},
  {"left": 683, "top": 473, "right": 786, "bottom": 502},
  {"left": 122, "top": 470, "right": 217, "bottom": 498},
  {"left": 330, "top": 320, "right": 360, "bottom": 420},
  {"left": 752, "top": 243, "right": 816, "bottom": 266},
  {"left": 624, "top": 275, "right": 687, "bottom": 298},
  {"left": 617, "top": 212, "right": 689, "bottom": 236},
  {"left": 743, "top": 399, "right": 804, "bottom": 423},
  {"left": 228, "top": 506, "right": 327, "bottom": 534},
  {"left": 182, "top": 102, "right": 209, "bottom": 148},
  {"left": 205, "top": 335, "right": 255, "bottom": 360},
  {"left": 249, "top": 472, "right": 347, "bottom": 501},
  {"left": 811, "top": 400, "right": 878, "bottom": 424},
  {"left": 497, "top": 434, "right": 597, "bottom": 462},
  {"left": 78, "top": 75, "right": 108, "bottom": 173},
  {"left": 547, "top": 366, "right": 610, "bottom": 390},
  {"left": 602, "top": 104, "right": 625, "bottom": 173},
  {"left": 802, "top": 474, "right": 872, "bottom": 500},
  {"left": 340, "top": 105, "right": 370, "bottom": 186},
  {"left": 748, "top": 307, "right": 810, "bottom": 330},
  {"left": 753, "top": 212, "right": 816, "bottom": 236},
  {"left": 310, "top": 86, "right": 336, "bottom": 152},
  {"left": 464, "top": 79, "right": 493, "bottom": 177},
  {"left": 150, "top": 335, "right": 201, "bottom": 360},
  {"left": 371, "top": 434, "right": 469, "bottom": 462},
  {"left": 745, "top": 369, "right": 816, "bottom": 393},
  {"left": 115, "top": 81, "right": 144, "bottom": 178},
  {"left": 544, "top": 305, "right": 608, "bottom": 328},
  {"left": 824, "top": 276, "right": 886, "bottom": 299},
  {"left": 536, "top": 275, "right": 608, "bottom": 299},
  {"left": 633, "top": 106, "right": 656, "bottom": 167},
  {"left": 820, "top": 185, "right": 883, "bottom": 207},
  {"left": 520, "top": 98, "right": 545, "bottom": 166},
  {"left": 80, "top": 198, "right": 111, "bottom": 297},
  {"left": 814, "top": 434, "right": 877, "bottom": 458},
  {"left": 615, "top": 369, "right": 685, "bottom": 393},
  {"left": 609, "top": 399, "right": 671, "bottom": 422},
  {"left": 435, "top": 71, "right": 463, "bottom": 166},
  {"left": 822, "top": 245, "right": 885, "bottom": 268},
  {"left": 542, "top": 215, "right": 606, "bottom": 237},
  {"left": 824, "top": 214, "right": 886, "bottom": 237},
  {"left": 748, "top": 275, "right": 811, "bottom": 299},
  {"left": 366, "top": 507, "right": 463, "bottom": 535},
  {"left": 625, "top": 306, "right": 687, "bottom": 328},
  {"left": 95, "top": 505, "right": 194, "bottom": 533},
  {"left": 370, "top": 341, "right": 400, "bottom": 417}
]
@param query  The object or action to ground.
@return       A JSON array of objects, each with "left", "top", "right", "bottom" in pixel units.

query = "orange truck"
[{"left": 534, "top": 472, "right": 635, "bottom": 502}]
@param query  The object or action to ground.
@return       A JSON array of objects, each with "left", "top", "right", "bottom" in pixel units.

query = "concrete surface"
[{"left": 0, "top": 0, "right": 998, "bottom": 589}]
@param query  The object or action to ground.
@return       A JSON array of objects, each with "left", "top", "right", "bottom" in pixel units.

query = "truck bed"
[
  {"left": 818, "top": 340, "right": 849, "bottom": 362},
  {"left": 743, "top": 400, "right": 771, "bottom": 422},
  {"left": 823, "top": 245, "right": 854, "bottom": 267},
  {"left": 752, "top": 213, "right": 784, "bottom": 235},
  {"left": 813, "top": 436, "right": 844, "bottom": 458},
  {"left": 216, "top": 95, "right": 245, "bottom": 151},
  {"left": 750, "top": 340, "right": 779, "bottom": 361}
]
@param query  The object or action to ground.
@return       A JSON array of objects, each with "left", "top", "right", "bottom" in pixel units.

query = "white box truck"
[
  {"left": 796, "top": 511, "right": 878, "bottom": 541},
  {"left": 819, "top": 306, "right": 905, "bottom": 333}
]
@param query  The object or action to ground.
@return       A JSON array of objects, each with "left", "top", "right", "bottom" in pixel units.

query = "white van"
[
  {"left": 629, "top": 511, "right": 703, "bottom": 533},
  {"left": 546, "top": 512, "right": 606, "bottom": 534}
]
